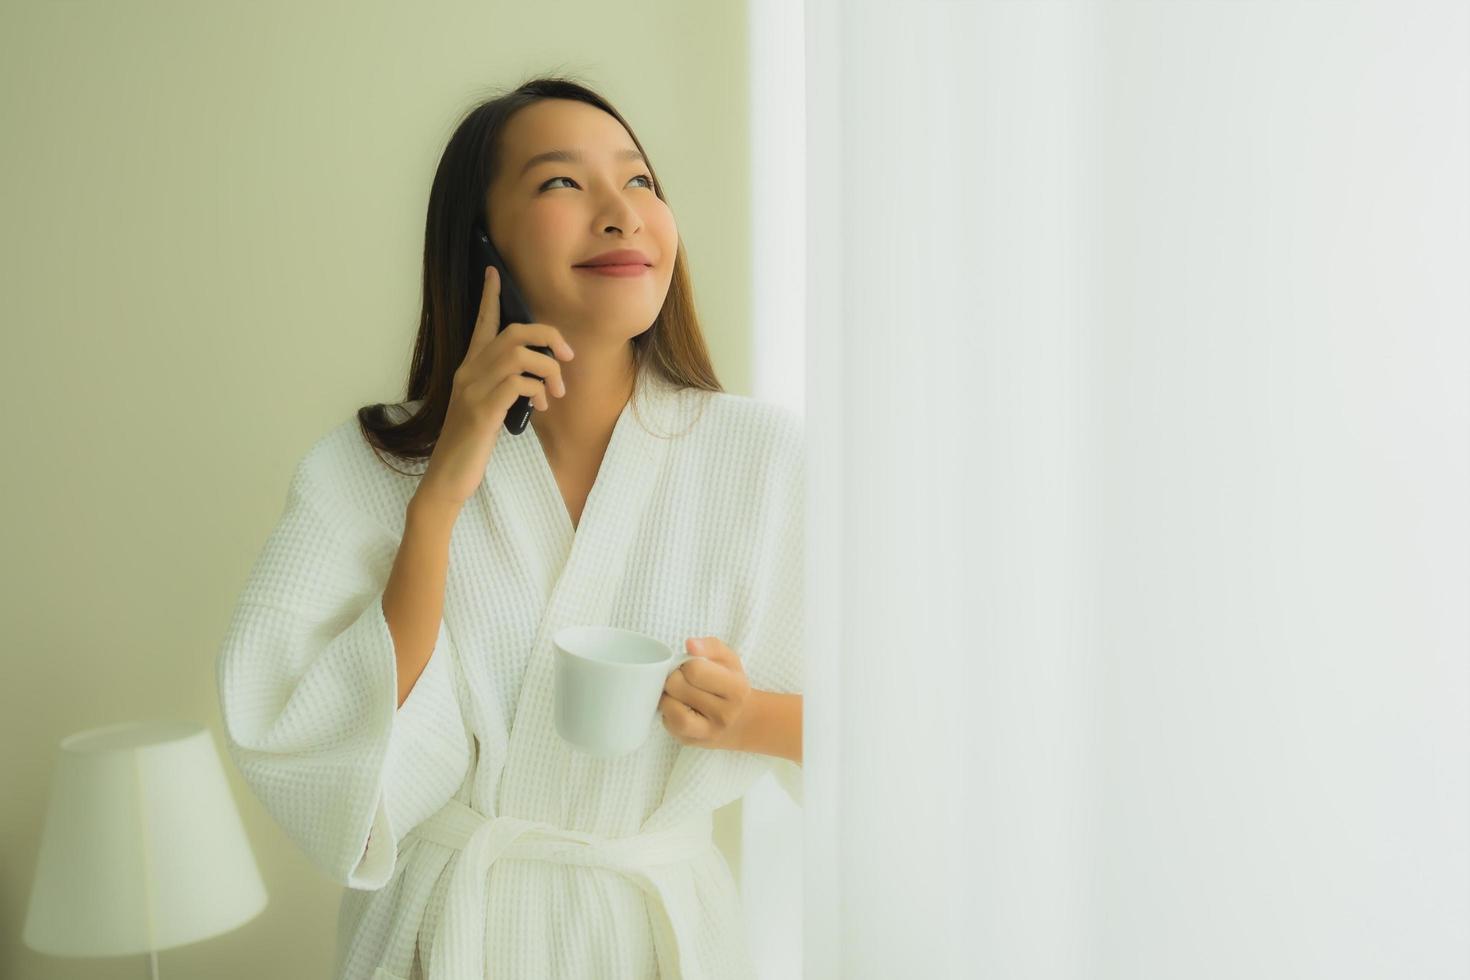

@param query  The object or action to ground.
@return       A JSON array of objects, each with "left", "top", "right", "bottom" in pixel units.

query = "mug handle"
[{"left": 665, "top": 652, "right": 694, "bottom": 676}]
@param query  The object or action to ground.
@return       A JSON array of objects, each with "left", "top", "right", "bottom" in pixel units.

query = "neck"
[{"left": 531, "top": 345, "right": 638, "bottom": 466}]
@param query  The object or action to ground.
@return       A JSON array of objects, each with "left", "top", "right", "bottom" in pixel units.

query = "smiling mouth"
[
  {"left": 574, "top": 262, "right": 653, "bottom": 268},
  {"left": 574, "top": 263, "right": 652, "bottom": 276}
]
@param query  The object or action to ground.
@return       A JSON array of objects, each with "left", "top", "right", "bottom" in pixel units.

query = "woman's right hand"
[{"left": 416, "top": 265, "right": 575, "bottom": 512}]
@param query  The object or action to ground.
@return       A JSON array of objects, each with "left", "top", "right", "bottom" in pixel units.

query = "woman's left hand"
[{"left": 660, "top": 636, "right": 753, "bottom": 750}]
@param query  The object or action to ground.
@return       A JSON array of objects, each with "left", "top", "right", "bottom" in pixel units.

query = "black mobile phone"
[{"left": 470, "top": 221, "right": 553, "bottom": 435}]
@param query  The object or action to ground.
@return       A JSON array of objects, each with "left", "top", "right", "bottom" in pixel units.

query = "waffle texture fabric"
[{"left": 216, "top": 366, "right": 803, "bottom": 980}]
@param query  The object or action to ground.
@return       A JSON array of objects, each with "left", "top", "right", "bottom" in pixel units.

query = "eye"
[{"left": 539, "top": 173, "right": 655, "bottom": 192}]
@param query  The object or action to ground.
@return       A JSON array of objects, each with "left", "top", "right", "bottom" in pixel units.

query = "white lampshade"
[{"left": 24, "top": 720, "right": 268, "bottom": 958}]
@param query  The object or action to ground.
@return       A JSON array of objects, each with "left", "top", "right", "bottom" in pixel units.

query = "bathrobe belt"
[{"left": 407, "top": 797, "right": 715, "bottom": 980}]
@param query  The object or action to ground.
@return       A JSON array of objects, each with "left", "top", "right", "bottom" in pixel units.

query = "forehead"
[{"left": 499, "top": 99, "right": 640, "bottom": 172}]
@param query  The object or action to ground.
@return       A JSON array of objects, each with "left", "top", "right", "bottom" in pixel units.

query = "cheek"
[
  {"left": 521, "top": 207, "right": 580, "bottom": 248},
  {"left": 647, "top": 212, "right": 679, "bottom": 271},
  {"left": 649, "top": 206, "right": 677, "bottom": 247}
]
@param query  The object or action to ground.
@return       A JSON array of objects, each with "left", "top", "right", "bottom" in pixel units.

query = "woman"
[{"left": 215, "top": 75, "right": 803, "bottom": 980}]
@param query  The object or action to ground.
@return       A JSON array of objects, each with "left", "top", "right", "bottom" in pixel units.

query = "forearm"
[
  {"left": 383, "top": 495, "right": 460, "bottom": 709},
  {"left": 738, "top": 690, "right": 802, "bottom": 764}
]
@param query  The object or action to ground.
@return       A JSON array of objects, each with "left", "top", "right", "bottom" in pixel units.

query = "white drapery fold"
[{"left": 800, "top": 2, "right": 1469, "bottom": 978}]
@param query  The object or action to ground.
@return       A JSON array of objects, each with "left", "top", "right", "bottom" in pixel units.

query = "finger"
[
  {"left": 509, "top": 343, "right": 562, "bottom": 393},
  {"left": 466, "top": 265, "right": 501, "bottom": 363},
  {"left": 660, "top": 694, "right": 692, "bottom": 730},
  {"left": 673, "top": 658, "right": 721, "bottom": 695},
  {"left": 669, "top": 666, "right": 733, "bottom": 710},
  {"left": 687, "top": 637, "right": 735, "bottom": 664},
  {"left": 682, "top": 648, "right": 743, "bottom": 691},
  {"left": 516, "top": 322, "right": 575, "bottom": 363},
  {"left": 662, "top": 695, "right": 713, "bottom": 739},
  {"left": 682, "top": 709, "right": 712, "bottom": 741}
]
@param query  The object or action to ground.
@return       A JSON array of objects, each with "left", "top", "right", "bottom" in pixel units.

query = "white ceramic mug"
[{"left": 552, "top": 626, "right": 693, "bottom": 757}]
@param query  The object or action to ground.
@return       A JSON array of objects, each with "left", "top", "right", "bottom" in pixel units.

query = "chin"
[{"left": 578, "top": 295, "right": 657, "bottom": 317}]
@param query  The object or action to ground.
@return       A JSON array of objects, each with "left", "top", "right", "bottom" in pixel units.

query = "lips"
[
  {"left": 575, "top": 263, "right": 650, "bottom": 277},
  {"left": 574, "top": 248, "right": 652, "bottom": 267}
]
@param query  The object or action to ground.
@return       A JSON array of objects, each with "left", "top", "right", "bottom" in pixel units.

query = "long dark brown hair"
[{"left": 357, "top": 73, "right": 723, "bottom": 473}]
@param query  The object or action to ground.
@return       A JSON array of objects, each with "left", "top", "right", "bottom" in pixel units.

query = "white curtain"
[
  {"left": 797, "top": 1, "right": 1469, "bottom": 978},
  {"left": 742, "top": 1, "right": 807, "bottom": 977}
]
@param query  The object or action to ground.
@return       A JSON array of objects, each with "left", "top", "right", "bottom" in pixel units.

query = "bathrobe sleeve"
[
  {"left": 215, "top": 439, "right": 472, "bottom": 889},
  {"left": 736, "top": 405, "right": 805, "bottom": 805}
]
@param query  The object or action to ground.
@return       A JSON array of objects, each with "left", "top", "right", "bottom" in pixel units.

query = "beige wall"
[{"left": 1, "top": 2, "right": 753, "bottom": 977}]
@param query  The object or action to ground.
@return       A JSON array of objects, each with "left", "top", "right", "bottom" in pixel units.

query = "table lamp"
[{"left": 24, "top": 720, "right": 268, "bottom": 978}]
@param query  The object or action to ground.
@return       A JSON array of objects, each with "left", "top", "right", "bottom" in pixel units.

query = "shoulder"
[
  {"left": 697, "top": 390, "right": 804, "bottom": 463},
  {"left": 693, "top": 393, "right": 804, "bottom": 556},
  {"left": 286, "top": 404, "right": 421, "bottom": 535},
  {"left": 688, "top": 392, "right": 804, "bottom": 517}
]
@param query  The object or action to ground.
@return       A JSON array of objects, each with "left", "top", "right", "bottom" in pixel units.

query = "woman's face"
[{"left": 485, "top": 99, "right": 678, "bottom": 351}]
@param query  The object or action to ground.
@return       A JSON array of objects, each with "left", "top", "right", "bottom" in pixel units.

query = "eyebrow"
[{"left": 518, "top": 147, "right": 647, "bottom": 178}]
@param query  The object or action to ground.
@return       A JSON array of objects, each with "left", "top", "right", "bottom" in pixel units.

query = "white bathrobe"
[{"left": 215, "top": 366, "right": 803, "bottom": 980}]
